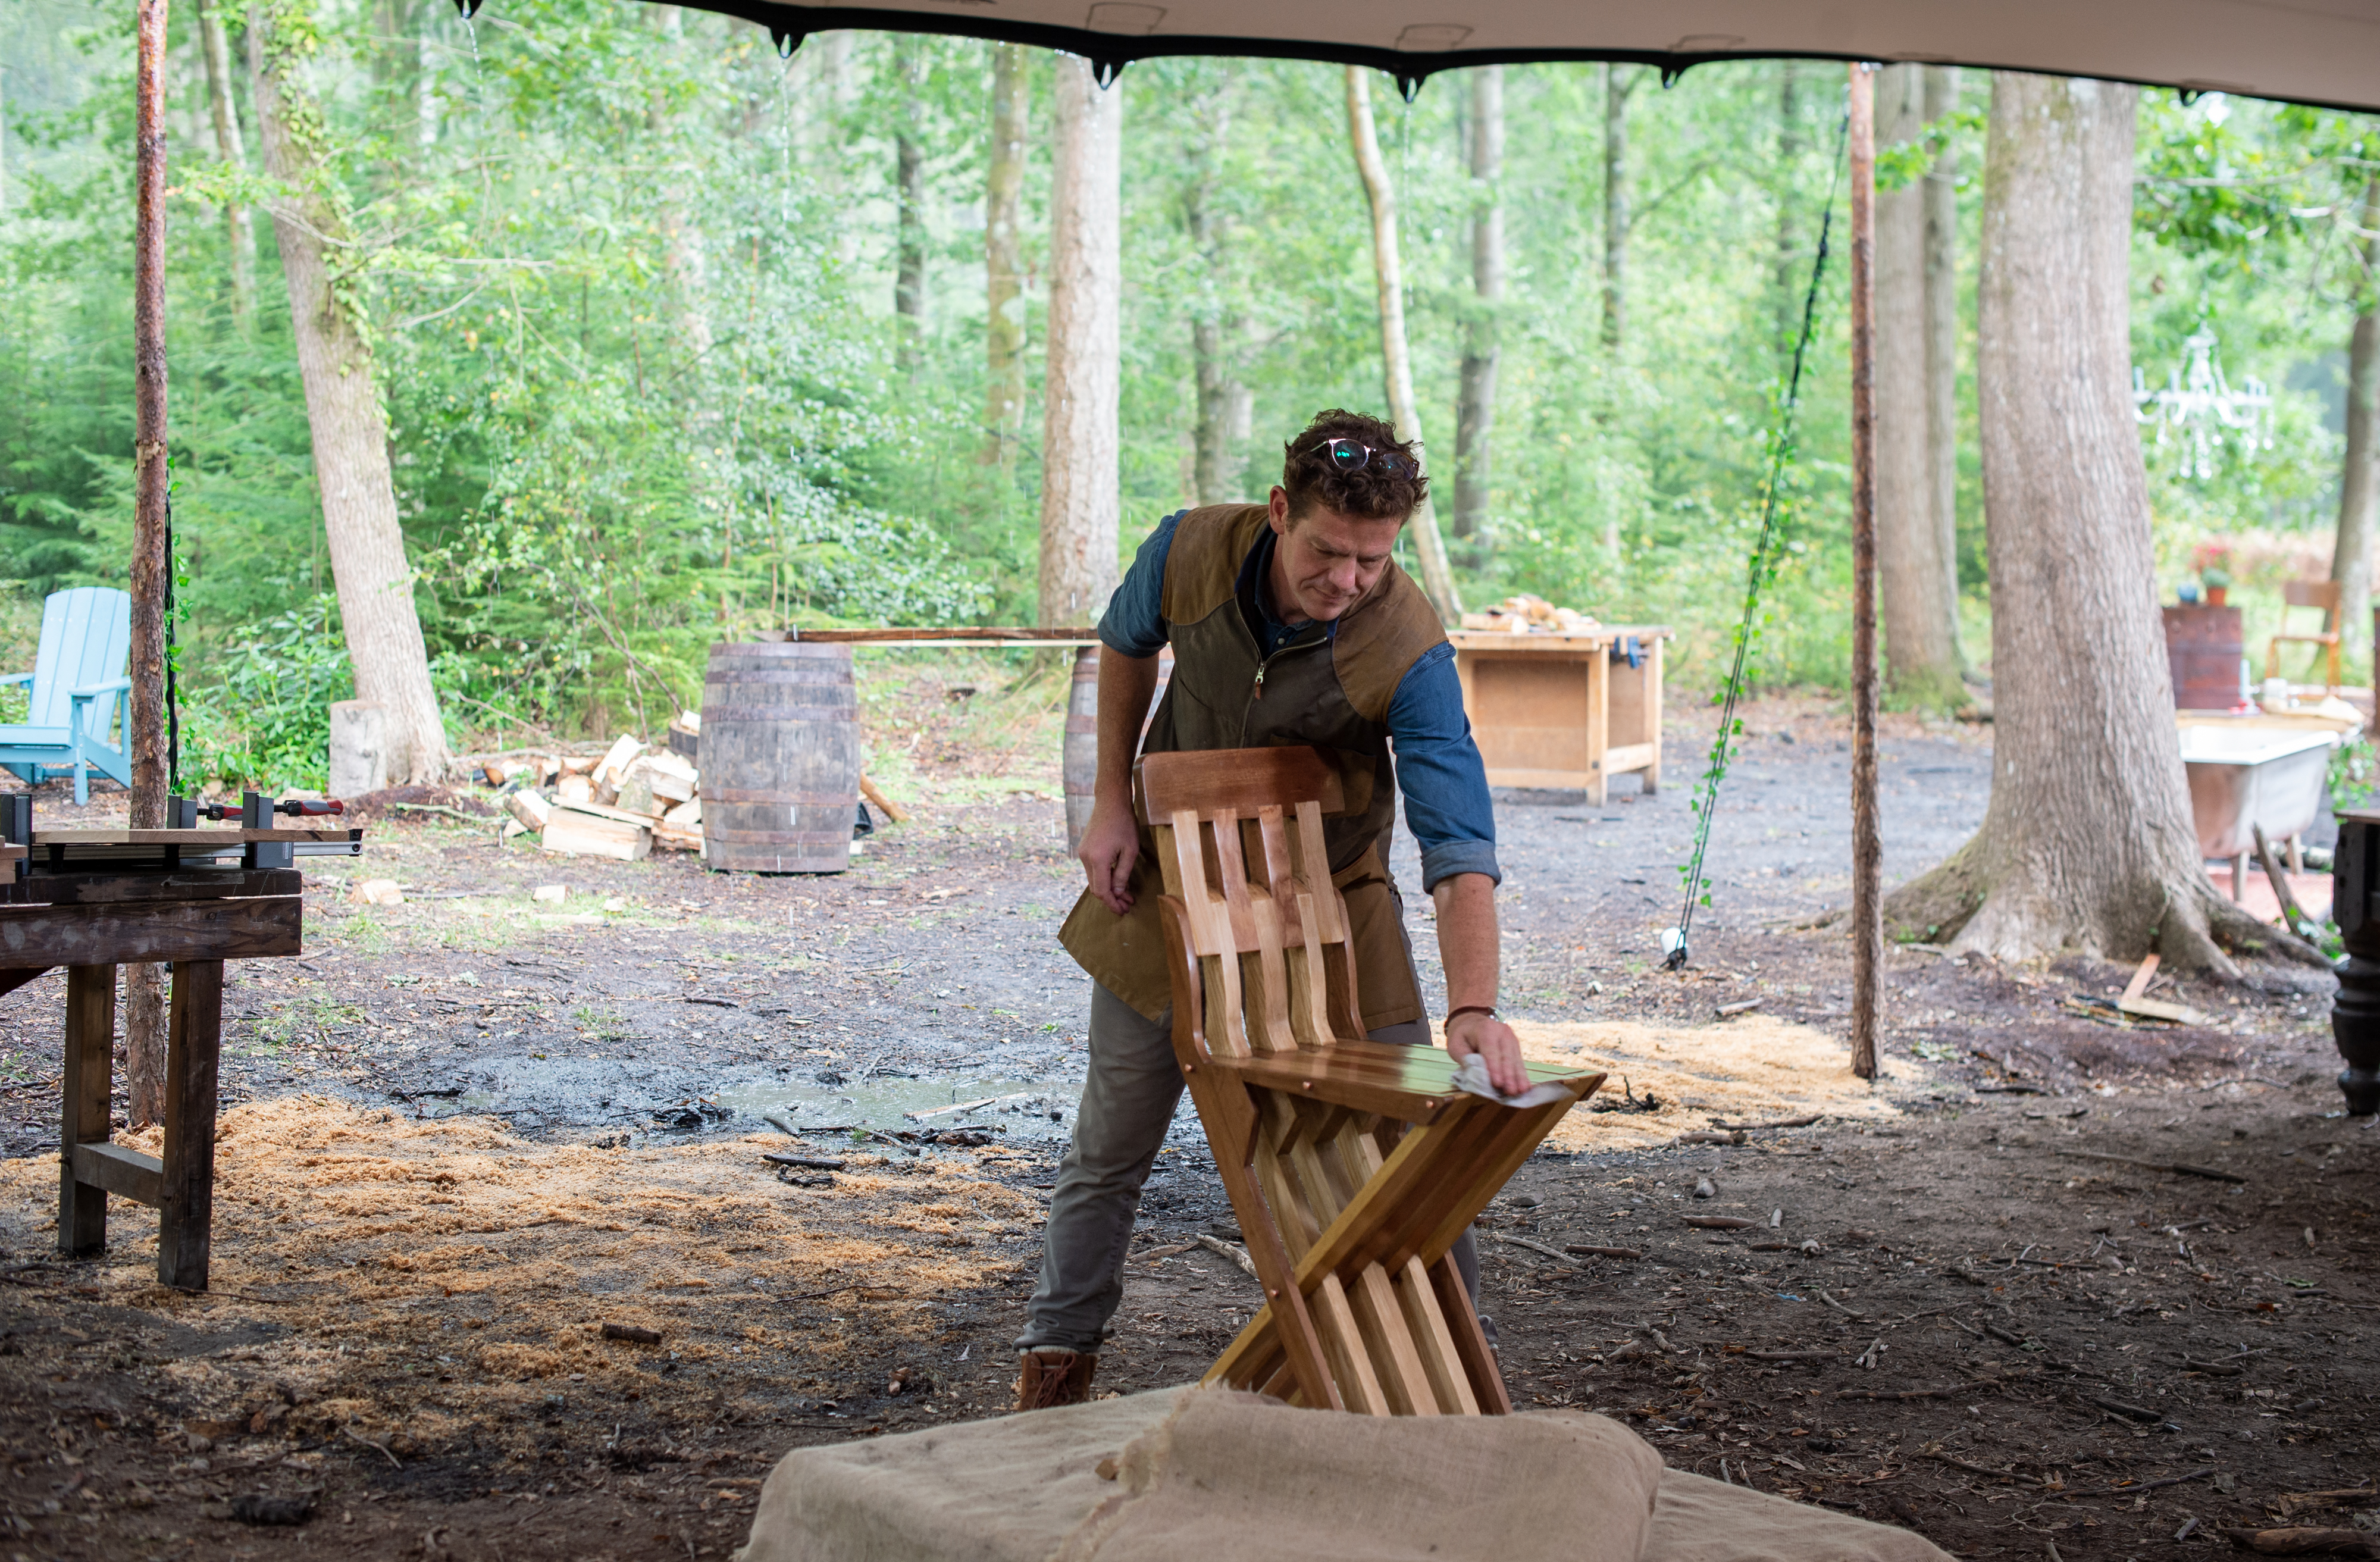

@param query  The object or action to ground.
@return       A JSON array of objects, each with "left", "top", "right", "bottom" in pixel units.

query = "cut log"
[
  {"left": 505, "top": 791, "right": 552, "bottom": 831},
  {"left": 653, "top": 824, "right": 702, "bottom": 853},
  {"left": 350, "top": 878, "right": 403, "bottom": 906},
  {"left": 662, "top": 796, "right": 700, "bottom": 829},
  {"left": 556, "top": 774, "right": 593, "bottom": 805},
  {"left": 859, "top": 774, "right": 910, "bottom": 825},
  {"left": 594, "top": 734, "right": 644, "bottom": 788},
  {"left": 614, "top": 765, "right": 661, "bottom": 819},
  {"left": 554, "top": 797, "right": 671, "bottom": 829},
  {"left": 540, "top": 810, "right": 650, "bottom": 862},
  {"left": 559, "top": 755, "right": 597, "bottom": 778}
]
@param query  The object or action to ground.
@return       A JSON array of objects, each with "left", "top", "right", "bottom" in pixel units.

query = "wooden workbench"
[
  {"left": 1448, "top": 627, "right": 1672, "bottom": 804},
  {"left": 11, "top": 822, "right": 355, "bottom": 1289}
]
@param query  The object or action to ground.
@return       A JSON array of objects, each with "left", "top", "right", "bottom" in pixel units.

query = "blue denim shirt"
[{"left": 1098, "top": 511, "right": 1499, "bottom": 891}]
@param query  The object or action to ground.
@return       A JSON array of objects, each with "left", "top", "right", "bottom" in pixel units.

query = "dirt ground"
[{"left": 0, "top": 665, "right": 2370, "bottom": 1561}]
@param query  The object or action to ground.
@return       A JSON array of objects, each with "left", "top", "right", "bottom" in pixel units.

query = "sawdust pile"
[
  {"left": 1503, "top": 1015, "right": 1919, "bottom": 1151},
  {"left": 0, "top": 1097, "right": 1041, "bottom": 1455}
]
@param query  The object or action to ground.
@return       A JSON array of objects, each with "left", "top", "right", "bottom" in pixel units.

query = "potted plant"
[{"left": 2192, "top": 541, "right": 2236, "bottom": 608}]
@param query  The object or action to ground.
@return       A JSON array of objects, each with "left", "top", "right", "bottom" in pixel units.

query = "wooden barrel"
[
  {"left": 700, "top": 642, "right": 859, "bottom": 873},
  {"left": 1061, "top": 647, "right": 1173, "bottom": 853},
  {"left": 2163, "top": 605, "right": 2244, "bottom": 712}
]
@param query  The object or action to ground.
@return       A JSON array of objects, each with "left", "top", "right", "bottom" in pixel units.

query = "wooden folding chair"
[
  {"left": 1143, "top": 745, "right": 1604, "bottom": 1416},
  {"left": 2266, "top": 578, "right": 2343, "bottom": 693}
]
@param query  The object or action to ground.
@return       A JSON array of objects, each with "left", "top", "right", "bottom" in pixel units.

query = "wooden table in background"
[{"left": 1448, "top": 628, "right": 1672, "bottom": 805}]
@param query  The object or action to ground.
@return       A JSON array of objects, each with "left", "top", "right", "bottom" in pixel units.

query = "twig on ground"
[
  {"left": 2055, "top": 1148, "right": 2247, "bottom": 1184},
  {"left": 1837, "top": 1386, "right": 1957, "bottom": 1401},
  {"left": 1565, "top": 1244, "right": 1644, "bottom": 1260},
  {"left": 1195, "top": 1234, "right": 1259, "bottom": 1281},
  {"left": 1483, "top": 1232, "right": 1574, "bottom": 1264},
  {"left": 1820, "top": 1291, "right": 1869, "bottom": 1320},
  {"left": 340, "top": 1423, "right": 402, "bottom": 1469},
  {"left": 1708, "top": 1113, "right": 1825, "bottom": 1131}
]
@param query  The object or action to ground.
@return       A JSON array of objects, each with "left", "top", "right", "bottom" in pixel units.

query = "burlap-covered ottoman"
[{"left": 734, "top": 1387, "right": 1952, "bottom": 1562}]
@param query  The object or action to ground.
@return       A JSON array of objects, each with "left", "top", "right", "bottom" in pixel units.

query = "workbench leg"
[
  {"left": 57, "top": 965, "right": 117, "bottom": 1257},
  {"left": 1586, "top": 654, "right": 1609, "bottom": 808},
  {"left": 158, "top": 960, "right": 223, "bottom": 1291},
  {"left": 1642, "top": 638, "right": 1664, "bottom": 795}
]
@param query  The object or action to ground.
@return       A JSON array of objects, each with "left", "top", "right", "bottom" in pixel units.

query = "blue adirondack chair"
[{"left": 0, "top": 587, "right": 133, "bottom": 805}]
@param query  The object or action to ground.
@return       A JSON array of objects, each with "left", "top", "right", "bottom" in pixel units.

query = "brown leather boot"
[{"left": 1014, "top": 1349, "right": 1097, "bottom": 1411}]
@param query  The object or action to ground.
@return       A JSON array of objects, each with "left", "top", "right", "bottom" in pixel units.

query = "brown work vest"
[{"left": 1057, "top": 502, "right": 1448, "bottom": 1028}]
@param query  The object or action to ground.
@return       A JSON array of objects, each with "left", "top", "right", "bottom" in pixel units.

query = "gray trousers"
[{"left": 1019, "top": 981, "right": 1482, "bottom": 1353}]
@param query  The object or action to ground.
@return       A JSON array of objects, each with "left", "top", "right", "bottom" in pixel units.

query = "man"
[{"left": 1015, "top": 408, "right": 1525, "bottom": 1410}]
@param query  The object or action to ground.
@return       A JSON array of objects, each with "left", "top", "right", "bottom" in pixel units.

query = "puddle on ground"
[{"left": 718, "top": 1073, "right": 1078, "bottom": 1144}]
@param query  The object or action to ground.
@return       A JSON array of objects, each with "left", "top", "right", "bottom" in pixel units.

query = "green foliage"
[{"left": 1, "top": 0, "right": 2369, "bottom": 774}]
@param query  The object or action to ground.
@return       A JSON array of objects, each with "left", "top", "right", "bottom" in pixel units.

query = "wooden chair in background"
[
  {"left": 1143, "top": 745, "right": 1604, "bottom": 1416},
  {"left": 0, "top": 587, "right": 133, "bottom": 805},
  {"left": 2266, "top": 579, "right": 2343, "bottom": 693}
]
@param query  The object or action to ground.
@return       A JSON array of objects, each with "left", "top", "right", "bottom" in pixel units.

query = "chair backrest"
[
  {"left": 29, "top": 588, "right": 130, "bottom": 733},
  {"left": 1138, "top": 746, "right": 1361, "bottom": 1059},
  {"left": 2284, "top": 579, "right": 2342, "bottom": 617}
]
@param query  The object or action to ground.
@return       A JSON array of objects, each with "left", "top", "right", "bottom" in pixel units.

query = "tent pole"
[
  {"left": 131, "top": 0, "right": 169, "bottom": 827},
  {"left": 1847, "top": 62, "right": 1881, "bottom": 1081}
]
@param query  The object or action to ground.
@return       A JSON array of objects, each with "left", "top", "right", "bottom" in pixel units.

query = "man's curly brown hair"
[{"left": 1279, "top": 409, "right": 1427, "bottom": 523}]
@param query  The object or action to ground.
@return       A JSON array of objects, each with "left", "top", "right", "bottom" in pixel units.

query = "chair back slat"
[
  {"left": 2284, "top": 579, "right": 2343, "bottom": 614},
  {"left": 27, "top": 589, "right": 130, "bottom": 733},
  {"left": 1145, "top": 747, "right": 1361, "bottom": 1060}
]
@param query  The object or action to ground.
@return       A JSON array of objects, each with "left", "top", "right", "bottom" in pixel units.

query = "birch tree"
[
  {"left": 194, "top": 0, "right": 256, "bottom": 335},
  {"left": 250, "top": 0, "right": 450, "bottom": 782},
  {"left": 1038, "top": 57, "right": 1121, "bottom": 627},
  {"left": 1453, "top": 65, "right": 1502, "bottom": 552},
  {"left": 982, "top": 42, "right": 1028, "bottom": 465},
  {"left": 1345, "top": 66, "right": 1461, "bottom": 622}
]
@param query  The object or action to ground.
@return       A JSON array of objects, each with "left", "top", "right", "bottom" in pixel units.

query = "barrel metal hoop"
[
  {"left": 703, "top": 828, "right": 855, "bottom": 846},
  {"left": 705, "top": 789, "right": 859, "bottom": 807},
  {"left": 697, "top": 705, "right": 857, "bottom": 722}
]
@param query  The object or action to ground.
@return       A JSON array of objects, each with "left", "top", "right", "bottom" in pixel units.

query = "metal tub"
[{"left": 2178, "top": 721, "right": 2338, "bottom": 861}]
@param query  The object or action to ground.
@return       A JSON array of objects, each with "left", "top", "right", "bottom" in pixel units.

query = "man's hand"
[
  {"left": 1078, "top": 798, "right": 1142, "bottom": 915},
  {"left": 1445, "top": 1009, "right": 1527, "bottom": 1097}
]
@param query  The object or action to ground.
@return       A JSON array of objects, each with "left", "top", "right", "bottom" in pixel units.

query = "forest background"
[{"left": 0, "top": 0, "right": 2372, "bottom": 787}]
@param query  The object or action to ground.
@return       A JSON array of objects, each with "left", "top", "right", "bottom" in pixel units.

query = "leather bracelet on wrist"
[{"left": 1446, "top": 1004, "right": 1498, "bottom": 1023}]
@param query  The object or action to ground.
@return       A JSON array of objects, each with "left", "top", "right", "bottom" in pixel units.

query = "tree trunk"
[
  {"left": 1345, "top": 66, "right": 1462, "bottom": 623},
  {"left": 1924, "top": 66, "right": 1968, "bottom": 678},
  {"left": 1874, "top": 64, "right": 1964, "bottom": 708},
  {"left": 1186, "top": 68, "right": 1242, "bottom": 506},
  {"left": 981, "top": 42, "right": 1028, "bottom": 465},
  {"left": 195, "top": 0, "right": 256, "bottom": 336},
  {"left": 893, "top": 38, "right": 926, "bottom": 371},
  {"left": 251, "top": 0, "right": 450, "bottom": 784},
  {"left": 1038, "top": 56, "right": 1122, "bottom": 627},
  {"left": 2331, "top": 177, "right": 2379, "bottom": 669},
  {"left": 1773, "top": 62, "right": 1803, "bottom": 364},
  {"left": 1602, "top": 65, "right": 1633, "bottom": 355},
  {"left": 1453, "top": 65, "right": 1502, "bottom": 547},
  {"left": 125, "top": 0, "right": 171, "bottom": 1128},
  {"left": 1883, "top": 72, "right": 2305, "bottom": 976}
]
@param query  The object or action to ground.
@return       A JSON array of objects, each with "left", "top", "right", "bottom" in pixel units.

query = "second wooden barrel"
[
  {"left": 1061, "top": 646, "right": 1173, "bottom": 853},
  {"left": 701, "top": 641, "right": 859, "bottom": 873}
]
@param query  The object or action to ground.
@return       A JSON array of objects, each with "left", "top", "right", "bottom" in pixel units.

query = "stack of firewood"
[{"left": 485, "top": 715, "right": 703, "bottom": 861}]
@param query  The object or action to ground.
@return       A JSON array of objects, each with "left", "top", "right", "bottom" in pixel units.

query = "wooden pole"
[
  {"left": 1847, "top": 63, "right": 1882, "bottom": 1082},
  {"left": 126, "top": 0, "right": 171, "bottom": 1126}
]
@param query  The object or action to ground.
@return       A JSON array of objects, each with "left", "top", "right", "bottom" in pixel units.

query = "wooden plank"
[
  {"left": 1644, "top": 637, "right": 1664, "bottom": 794},
  {"left": 0, "top": 894, "right": 299, "bottom": 969},
  {"left": 791, "top": 626, "right": 1098, "bottom": 644},
  {"left": 1586, "top": 643, "right": 1610, "bottom": 806},
  {"left": 539, "top": 810, "right": 652, "bottom": 863},
  {"left": 1432, "top": 1254, "right": 1512, "bottom": 1414},
  {"left": 1446, "top": 626, "right": 1674, "bottom": 652},
  {"left": 550, "top": 797, "right": 668, "bottom": 829},
  {"left": 31, "top": 828, "right": 353, "bottom": 844},
  {"left": 1346, "top": 1260, "right": 1436, "bottom": 1416},
  {"left": 13, "top": 869, "right": 300, "bottom": 906},
  {"left": 1311, "top": 1273, "right": 1389, "bottom": 1415},
  {"left": 1138, "top": 747, "right": 1343, "bottom": 822},
  {"left": 73, "top": 1142, "right": 162, "bottom": 1207},
  {"left": 57, "top": 963, "right": 114, "bottom": 1256},
  {"left": 1480, "top": 767, "right": 1598, "bottom": 790},
  {"left": 158, "top": 959, "right": 223, "bottom": 1290},
  {"left": 1395, "top": 1254, "right": 1480, "bottom": 1413}
]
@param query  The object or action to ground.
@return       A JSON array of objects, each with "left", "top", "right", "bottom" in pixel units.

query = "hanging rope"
[{"left": 1664, "top": 107, "right": 1850, "bottom": 971}]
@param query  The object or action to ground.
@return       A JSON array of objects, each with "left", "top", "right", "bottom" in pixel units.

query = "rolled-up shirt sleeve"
[
  {"left": 1386, "top": 642, "right": 1500, "bottom": 891},
  {"left": 1096, "top": 511, "right": 1186, "bottom": 658}
]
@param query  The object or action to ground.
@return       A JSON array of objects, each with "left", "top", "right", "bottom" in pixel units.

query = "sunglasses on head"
[{"left": 1307, "top": 436, "right": 1414, "bottom": 478}]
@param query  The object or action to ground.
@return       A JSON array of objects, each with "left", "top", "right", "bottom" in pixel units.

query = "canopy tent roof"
[{"left": 656, "top": 0, "right": 2380, "bottom": 111}]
